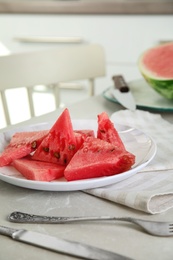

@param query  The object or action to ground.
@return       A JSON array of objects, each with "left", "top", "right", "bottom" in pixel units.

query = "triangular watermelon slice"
[
  {"left": 13, "top": 158, "right": 65, "bottom": 181},
  {"left": 0, "top": 130, "right": 48, "bottom": 167},
  {"left": 9, "top": 130, "right": 49, "bottom": 147},
  {"left": 32, "top": 108, "right": 77, "bottom": 165},
  {"left": 97, "top": 112, "right": 125, "bottom": 150},
  {"left": 64, "top": 137, "right": 135, "bottom": 181}
]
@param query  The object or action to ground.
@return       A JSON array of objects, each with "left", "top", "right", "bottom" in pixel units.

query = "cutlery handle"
[
  {"left": 0, "top": 225, "right": 20, "bottom": 237},
  {"left": 112, "top": 75, "right": 129, "bottom": 92},
  {"left": 9, "top": 211, "right": 113, "bottom": 224},
  {"left": 9, "top": 211, "right": 69, "bottom": 224},
  {"left": 9, "top": 211, "right": 136, "bottom": 225}
]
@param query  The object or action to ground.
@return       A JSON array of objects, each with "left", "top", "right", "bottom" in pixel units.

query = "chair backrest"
[{"left": 0, "top": 43, "right": 106, "bottom": 126}]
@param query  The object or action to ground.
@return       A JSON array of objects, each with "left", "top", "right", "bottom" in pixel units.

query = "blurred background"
[{"left": 0, "top": 0, "right": 173, "bottom": 127}]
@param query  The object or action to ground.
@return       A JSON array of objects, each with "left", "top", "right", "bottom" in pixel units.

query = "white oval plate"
[{"left": 0, "top": 120, "right": 156, "bottom": 191}]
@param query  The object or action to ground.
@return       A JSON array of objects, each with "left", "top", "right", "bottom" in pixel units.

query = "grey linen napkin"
[{"left": 85, "top": 110, "right": 173, "bottom": 214}]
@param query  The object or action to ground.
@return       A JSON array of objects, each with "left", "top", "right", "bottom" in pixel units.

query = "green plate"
[{"left": 103, "top": 78, "right": 173, "bottom": 112}]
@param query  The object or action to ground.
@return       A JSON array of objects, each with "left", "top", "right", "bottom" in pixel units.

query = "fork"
[{"left": 9, "top": 211, "right": 173, "bottom": 237}]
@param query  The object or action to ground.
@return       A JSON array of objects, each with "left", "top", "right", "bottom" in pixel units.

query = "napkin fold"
[{"left": 85, "top": 110, "right": 173, "bottom": 214}]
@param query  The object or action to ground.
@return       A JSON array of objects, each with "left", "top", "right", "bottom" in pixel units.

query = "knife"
[
  {"left": 0, "top": 225, "right": 132, "bottom": 260},
  {"left": 112, "top": 75, "right": 136, "bottom": 111}
]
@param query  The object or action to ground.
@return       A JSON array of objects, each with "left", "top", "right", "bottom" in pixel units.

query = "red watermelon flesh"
[
  {"left": 0, "top": 130, "right": 48, "bottom": 167},
  {"left": 64, "top": 137, "right": 135, "bottom": 181},
  {"left": 97, "top": 112, "right": 125, "bottom": 150},
  {"left": 74, "top": 130, "right": 95, "bottom": 150},
  {"left": 74, "top": 129, "right": 95, "bottom": 138},
  {"left": 32, "top": 108, "right": 77, "bottom": 165},
  {"left": 141, "top": 43, "right": 173, "bottom": 79},
  {"left": 13, "top": 158, "right": 65, "bottom": 181},
  {"left": 9, "top": 130, "right": 49, "bottom": 148}
]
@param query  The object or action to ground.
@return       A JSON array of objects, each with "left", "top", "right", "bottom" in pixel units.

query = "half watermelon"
[{"left": 138, "top": 43, "right": 173, "bottom": 99}]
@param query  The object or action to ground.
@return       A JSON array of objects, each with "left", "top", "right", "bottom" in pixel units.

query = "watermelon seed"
[
  {"left": 54, "top": 152, "right": 60, "bottom": 159},
  {"left": 64, "top": 158, "right": 67, "bottom": 164},
  {"left": 43, "top": 147, "right": 49, "bottom": 152},
  {"left": 31, "top": 141, "right": 37, "bottom": 149}
]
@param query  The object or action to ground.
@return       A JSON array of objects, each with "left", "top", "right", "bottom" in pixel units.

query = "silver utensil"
[
  {"left": 9, "top": 211, "right": 173, "bottom": 237},
  {"left": 0, "top": 225, "right": 132, "bottom": 260},
  {"left": 112, "top": 75, "right": 136, "bottom": 111}
]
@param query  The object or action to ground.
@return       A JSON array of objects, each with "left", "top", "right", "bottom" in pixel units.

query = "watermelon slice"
[
  {"left": 97, "top": 112, "right": 125, "bottom": 150},
  {"left": 32, "top": 108, "right": 77, "bottom": 165},
  {"left": 138, "top": 43, "right": 173, "bottom": 99},
  {"left": 13, "top": 158, "right": 65, "bottom": 181},
  {"left": 74, "top": 129, "right": 95, "bottom": 150},
  {"left": 0, "top": 130, "right": 48, "bottom": 167},
  {"left": 64, "top": 137, "right": 135, "bottom": 181},
  {"left": 9, "top": 130, "right": 49, "bottom": 147}
]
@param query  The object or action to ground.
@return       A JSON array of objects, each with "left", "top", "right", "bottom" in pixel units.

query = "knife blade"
[
  {"left": 0, "top": 225, "right": 132, "bottom": 260},
  {"left": 112, "top": 75, "right": 136, "bottom": 111}
]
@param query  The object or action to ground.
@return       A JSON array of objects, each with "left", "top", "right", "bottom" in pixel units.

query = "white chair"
[{"left": 0, "top": 44, "right": 106, "bottom": 126}]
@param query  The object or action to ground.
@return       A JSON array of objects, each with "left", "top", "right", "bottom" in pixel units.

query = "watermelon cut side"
[
  {"left": 0, "top": 130, "right": 48, "bottom": 167},
  {"left": 97, "top": 112, "right": 125, "bottom": 150},
  {"left": 9, "top": 130, "right": 49, "bottom": 147},
  {"left": 138, "top": 43, "right": 173, "bottom": 99},
  {"left": 74, "top": 130, "right": 95, "bottom": 150},
  {"left": 32, "top": 108, "right": 77, "bottom": 165},
  {"left": 13, "top": 158, "right": 65, "bottom": 181},
  {"left": 74, "top": 129, "right": 95, "bottom": 138},
  {"left": 64, "top": 137, "right": 135, "bottom": 181}
]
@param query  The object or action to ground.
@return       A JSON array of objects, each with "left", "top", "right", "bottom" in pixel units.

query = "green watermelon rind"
[{"left": 142, "top": 73, "right": 173, "bottom": 100}]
